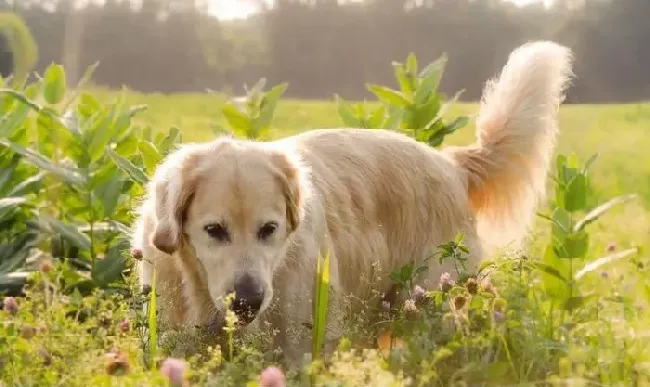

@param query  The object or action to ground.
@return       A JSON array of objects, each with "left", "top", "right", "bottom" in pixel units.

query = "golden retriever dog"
[{"left": 131, "top": 41, "right": 573, "bottom": 364}]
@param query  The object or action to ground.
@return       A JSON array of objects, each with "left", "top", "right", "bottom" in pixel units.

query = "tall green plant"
[
  {"left": 536, "top": 153, "right": 638, "bottom": 319},
  {"left": 212, "top": 78, "right": 288, "bottom": 140},
  {"left": 336, "top": 52, "right": 469, "bottom": 147},
  {"left": 0, "top": 63, "right": 180, "bottom": 296}
]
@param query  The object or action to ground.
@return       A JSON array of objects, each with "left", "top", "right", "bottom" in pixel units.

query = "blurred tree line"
[{"left": 4, "top": 0, "right": 649, "bottom": 102}]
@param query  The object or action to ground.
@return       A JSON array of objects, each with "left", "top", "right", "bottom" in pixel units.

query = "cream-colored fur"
[{"left": 130, "top": 41, "right": 573, "bottom": 364}]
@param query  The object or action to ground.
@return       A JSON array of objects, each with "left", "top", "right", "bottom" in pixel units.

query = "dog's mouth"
[
  {"left": 204, "top": 299, "right": 262, "bottom": 335},
  {"left": 232, "top": 298, "right": 262, "bottom": 325}
]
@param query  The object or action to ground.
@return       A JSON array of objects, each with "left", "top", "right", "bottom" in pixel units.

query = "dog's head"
[{"left": 149, "top": 138, "right": 306, "bottom": 325}]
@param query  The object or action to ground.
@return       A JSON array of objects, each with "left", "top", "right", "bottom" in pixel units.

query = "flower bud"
[
  {"left": 161, "top": 358, "right": 188, "bottom": 387},
  {"left": 259, "top": 366, "right": 286, "bottom": 387},
  {"left": 2, "top": 297, "right": 18, "bottom": 315}
]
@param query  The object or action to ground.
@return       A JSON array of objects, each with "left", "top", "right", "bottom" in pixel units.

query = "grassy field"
[{"left": 3, "top": 84, "right": 650, "bottom": 386}]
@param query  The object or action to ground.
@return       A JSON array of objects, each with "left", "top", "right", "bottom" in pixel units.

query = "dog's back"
[{"left": 286, "top": 128, "right": 479, "bottom": 294}]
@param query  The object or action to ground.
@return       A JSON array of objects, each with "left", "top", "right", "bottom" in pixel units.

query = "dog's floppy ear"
[
  {"left": 150, "top": 147, "right": 199, "bottom": 255},
  {"left": 270, "top": 150, "right": 305, "bottom": 233}
]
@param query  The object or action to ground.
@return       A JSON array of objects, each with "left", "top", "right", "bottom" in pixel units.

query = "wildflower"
[
  {"left": 453, "top": 295, "right": 467, "bottom": 310},
  {"left": 118, "top": 319, "right": 130, "bottom": 334},
  {"left": 412, "top": 285, "right": 426, "bottom": 301},
  {"left": 39, "top": 348, "right": 52, "bottom": 366},
  {"left": 465, "top": 277, "right": 479, "bottom": 295},
  {"left": 130, "top": 247, "right": 143, "bottom": 259},
  {"left": 161, "top": 358, "right": 188, "bottom": 387},
  {"left": 2, "top": 297, "right": 18, "bottom": 315},
  {"left": 19, "top": 325, "right": 36, "bottom": 339},
  {"left": 439, "top": 272, "right": 455, "bottom": 292},
  {"left": 39, "top": 259, "right": 53, "bottom": 273},
  {"left": 482, "top": 281, "right": 498, "bottom": 296},
  {"left": 403, "top": 299, "right": 417, "bottom": 313},
  {"left": 493, "top": 311, "right": 505, "bottom": 324},
  {"left": 606, "top": 242, "right": 617, "bottom": 252},
  {"left": 381, "top": 300, "right": 391, "bottom": 312},
  {"left": 105, "top": 349, "right": 130, "bottom": 376},
  {"left": 259, "top": 366, "right": 286, "bottom": 387}
]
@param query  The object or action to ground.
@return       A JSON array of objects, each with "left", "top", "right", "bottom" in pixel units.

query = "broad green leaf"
[
  {"left": 86, "top": 113, "right": 116, "bottom": 163},
  {"left": 415, "top": 54, "right": 447, "bottom": 105},
  {"left": 574, "top": 248, "right": 638, "bottom": 281},
  {"left": 77, "top": 92, "right": 102, "bottom": 119},
  {"left": 0, "top": 197, "right": 27, "bottom": 222},
  {"left": 0, "top": 156, "right": 19, "bottom": 193},
  {"left": 0, "top": 139, "right": 85, "bottom": 184},
  {"left": 43, "top": 64, "right": 67, "bottom": 105},
  {"left": 0, "top": 233, "right": 37, "bottom": 272},
  {"left": 257, "top": 82, "right": 288, "bottom": 134},
  {"left": 106, "top": 147, "right": 149, "bottom": 185},
  {"left": 0, "top": 272, "right": 29, "bottom": 293},
  {"left": 368, "top": 105, "right": 386, "bottom": 129},
  {"left": 96, "top": 174, "right": 124, "bottom": 218},
  {"left": 551, "top": 207, "right": 572, "bottom": 238},
  {"left": 537, "top": 246, "right": 571, "bottom": 300},
  {"left": 573, "top": 194, "right": 637, "bottom": 232},
  {"left": 0, "top": 97, "right": 30, "bottom": 137},
  {"left": 427, "top": 116, "right": 469, "bottom": 148},
  {"left": 562, "top": 295, "right": 593, "bottom": 311},
  {"left": 107, "top": 220, "right": 131, "bottom": 235},
  {"left": 406, "top": 53, "right": 418, "bottom": 79},
  {"left": 383, "top": 105, "right": 403, "bottom": 130},
  {"left": 336, "top": 95, "right": 360, "bottom": 127},
  {"left": 562, "top": 230, "right": 589, "bottom": 259},
  {"left": 367, "top": 84, "right": 412, "bottom": 107},
  {"left": 39, "top": 214, "right": 92, "bottom": 251},
  {"left": 143, "top": 126, "right": 152, "bottom": 142},
  {"left": 412, "top": 94, "right": 440, "bottom": 130},
  {"left": 61, "top": 62, "right": 100, "bottom": 113},
  {"left": 353, "top": 101, "right": 367, "bottom": 119},
  {"left": 159, "top": 127, "right": 181, "bottom": 154},
  {"left": 0, "top": 89, "right": 42, "bottom": 112},
  {"left": 564, "top": 174, "right": 587, "bottom": 212},
  {"left": 424, "top": 89, "right": 465, "bottom": 130},
  {"left": 392, "top": 63, "right": 413, "bottom": 95},
  {"left": 115, "top": 135, "right": 139, "bottom": 157},
  {"left": 443, "top": 115, "right": 470, "bottom": 133},
  {"left": 7, "top": 172, "right": 44, "bottom": 197},
  {"left": 222, "top": 103, "right": 251, "bottom": 134},
  {"left": 139, "top": 140, "right": 163, "bottom": 174},
  {"left": 113, "top": 105, "right": 148, "bottom": 140},
  {"left": 91, "top": 245, "right": 127, "bottom": 286}
]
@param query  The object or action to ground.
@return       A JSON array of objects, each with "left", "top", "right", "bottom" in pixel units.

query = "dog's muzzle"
[{"left": 230, "top": 274, "right": 264, "bottom": 324}]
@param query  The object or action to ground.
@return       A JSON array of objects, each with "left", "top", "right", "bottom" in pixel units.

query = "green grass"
[{"left": 3, "top": 87, "right": 650, "bottom": 386}]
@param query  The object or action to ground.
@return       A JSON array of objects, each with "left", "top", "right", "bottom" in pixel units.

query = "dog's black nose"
[{"left": 231, "top": 275, "right": 264, "bottom": 323}]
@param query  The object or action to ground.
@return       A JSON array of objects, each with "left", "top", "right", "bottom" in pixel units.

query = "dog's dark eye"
[
  {"left": 258, "top": 221, "right": 278, "bottom": 241},
  {"left": 204, "top": 223, "right": 230, "bottom": 243}
]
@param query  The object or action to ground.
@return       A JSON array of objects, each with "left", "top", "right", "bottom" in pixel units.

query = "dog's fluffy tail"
[{"left": 447, "top": 41, "right": 574, "bottom": 250}]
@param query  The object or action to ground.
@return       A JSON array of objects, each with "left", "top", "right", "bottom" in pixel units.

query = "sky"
[{"left": 208, "top": 0, "right": 547, "bottom": 20}]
